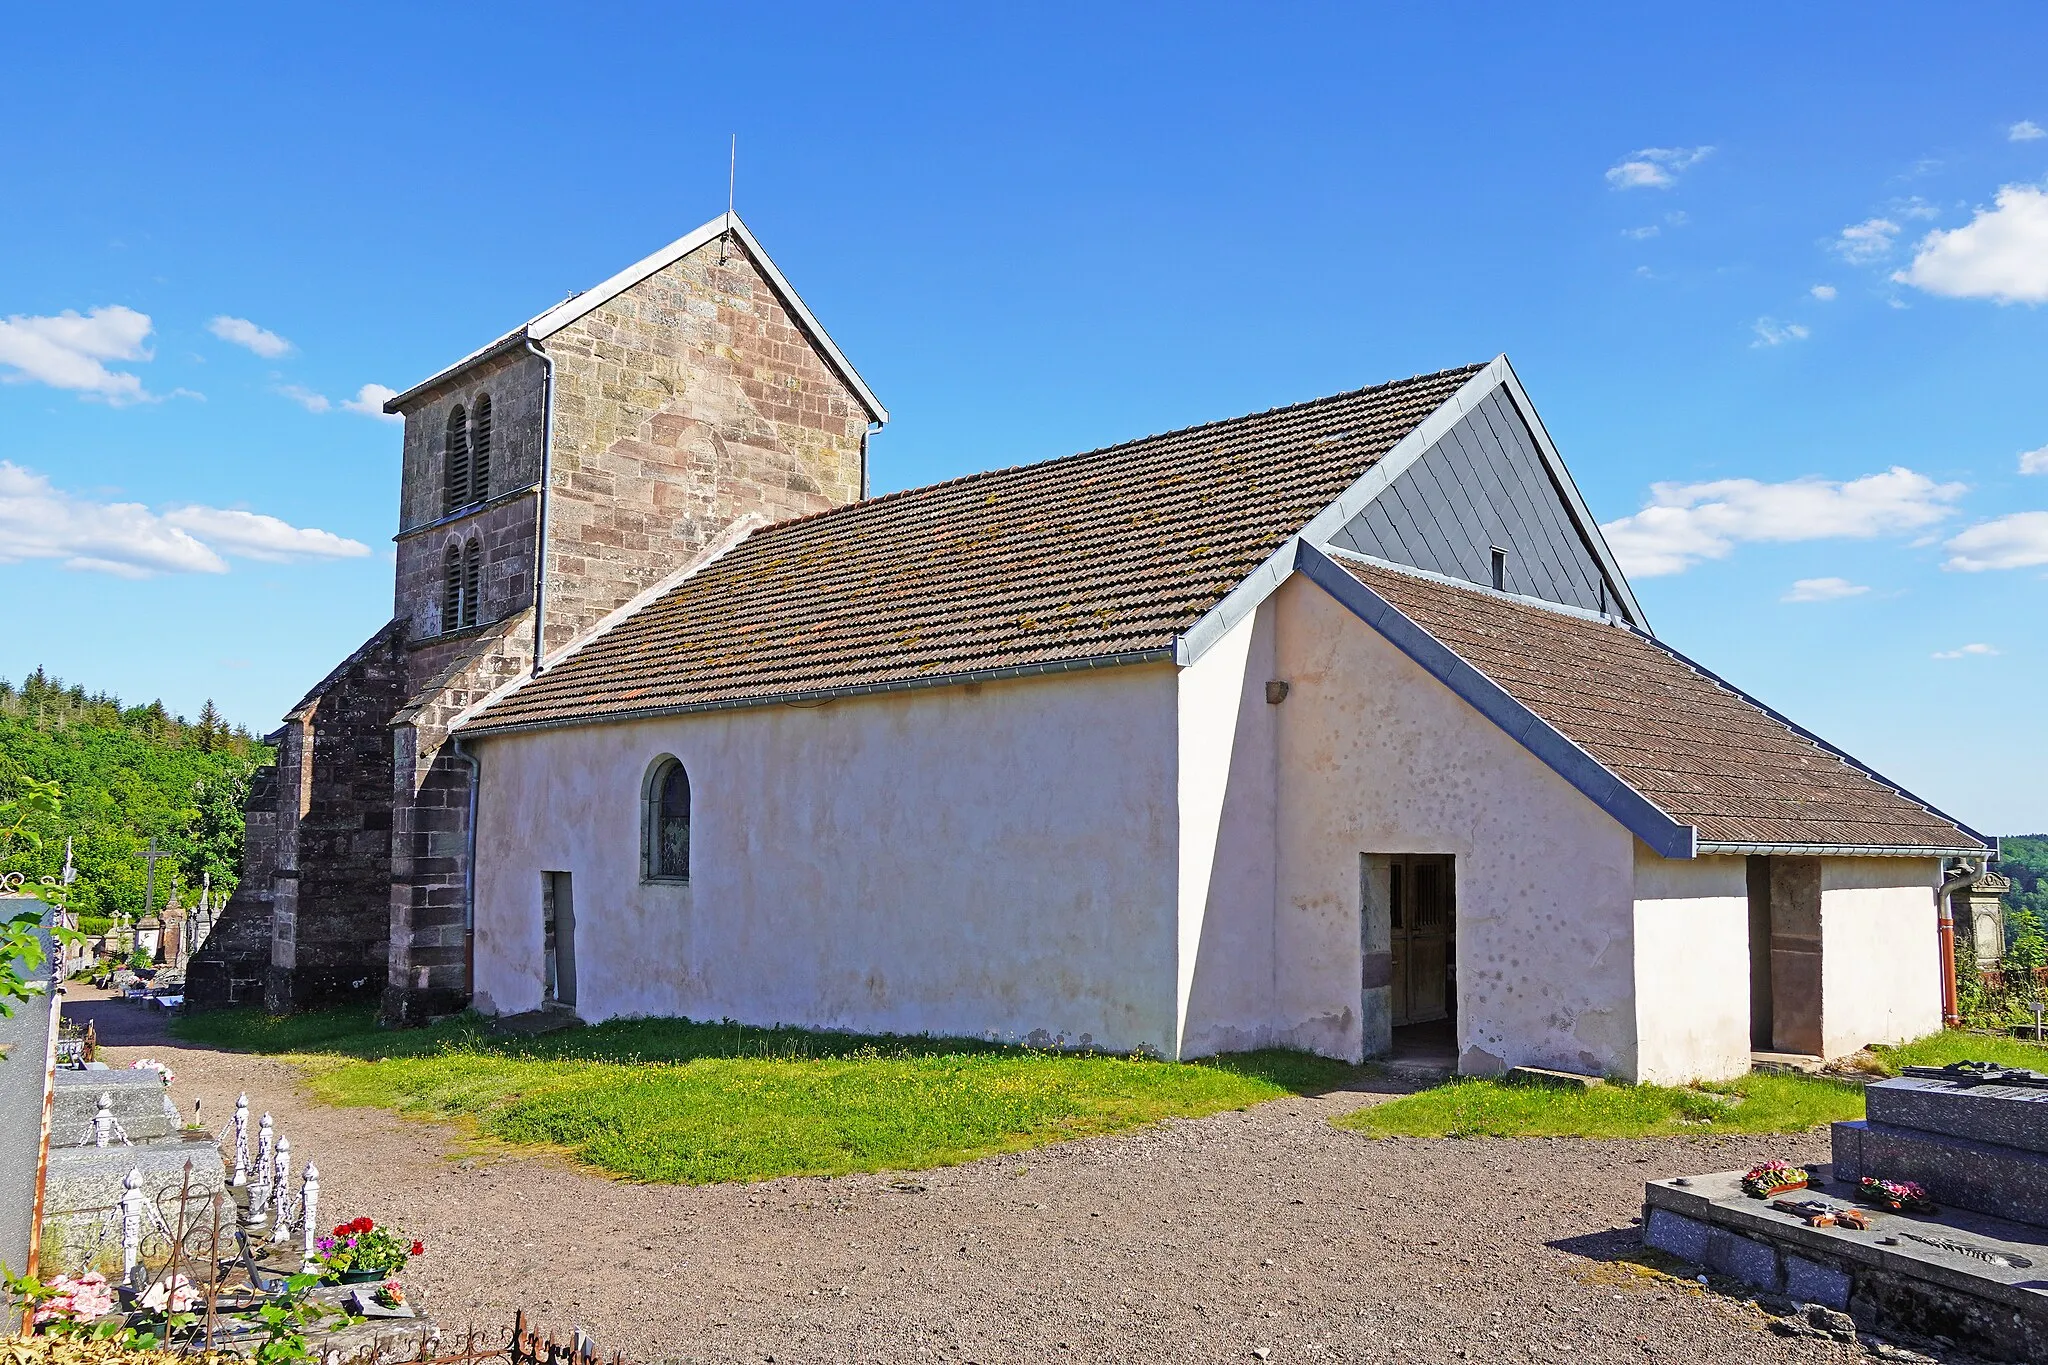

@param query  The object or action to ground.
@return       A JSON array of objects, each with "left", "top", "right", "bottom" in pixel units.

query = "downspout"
[
  {"left": 451, "top": 733, "right": 481, "bottom": 1011},
  {"left": 860, "top": 421, "right": 881, "bottom": 500},
  {"left": 523, "top": 337, "right": 556, "bottom": 676},
  {"left": 1937, "top": 857, "right": 1980, "bottom": 1029}
]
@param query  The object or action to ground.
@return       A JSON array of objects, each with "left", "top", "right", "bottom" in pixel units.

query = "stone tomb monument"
[
  {"left": 1644, "top": 1063, "right": 2048, "bottom": 1361},
  {"left": 41, "top": 1068, "right": 226, "bottom": 1275}
]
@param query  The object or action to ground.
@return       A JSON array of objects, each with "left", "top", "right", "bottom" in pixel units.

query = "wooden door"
[{"left": 1388, "top": 855, "right": 1453, "bottom": 1026}]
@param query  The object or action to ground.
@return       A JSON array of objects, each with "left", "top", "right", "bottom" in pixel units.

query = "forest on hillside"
[{"left": 0, "top": 668, "right": 271, "bottom": 926}]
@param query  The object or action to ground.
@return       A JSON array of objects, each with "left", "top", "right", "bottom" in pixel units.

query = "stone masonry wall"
[
  {"left": 263, "top": 619, "right": 409, "bottom": 1012},
  {"left": 394, "top": 348, "right": 547, "bottom": 533},
  {"left": 393, "top": 494, "right": 540, "bottom": 641},
  {"left": 538, "top": 233, "right": 869, "bottom": 656},
  {"left": 384, "top": 613, "right": 535, "bottom": 1024},
  {"left": 184, "top": 766, "right": 279, "bottom": 1010}
]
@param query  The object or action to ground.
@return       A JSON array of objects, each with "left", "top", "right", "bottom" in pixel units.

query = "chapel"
[{"left": 191, "top": 214, "right": 1992, "bottom": 1082}]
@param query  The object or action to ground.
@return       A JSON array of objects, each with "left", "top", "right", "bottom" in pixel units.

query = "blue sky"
[{"left": 3, "top": 4, "right": 2044, "bottom": 833}]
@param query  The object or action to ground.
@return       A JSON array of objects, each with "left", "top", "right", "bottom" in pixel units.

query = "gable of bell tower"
[{"left": 383, "top": 216, "right": 883, "bottom": 662}]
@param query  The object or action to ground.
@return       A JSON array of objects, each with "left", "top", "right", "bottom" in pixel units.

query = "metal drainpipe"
[
  {"left": 1937, "top": 857, "right": 1981, "bottom": 1029},
  {"left": 523, "top": 337, "right": 556, "bottom": 676},
  {"left": 450, "top": 733, "right": 481, "bottom": 1011},
  {"left": 861, "top": 421, "right": 880, "bottom": 500}
]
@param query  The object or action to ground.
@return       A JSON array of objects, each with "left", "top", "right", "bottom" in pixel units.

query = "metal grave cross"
[{"left": 139, "top": 836, "right": 173, "bottom": 922}]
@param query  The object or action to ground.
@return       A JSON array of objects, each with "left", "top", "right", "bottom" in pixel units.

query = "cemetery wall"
[
  {"left": 1264, "top": 576, "right": 1643, "bottom": 1079},
  {"left": 1820, "top": 856, "right": 1942, "bottom": 1058},
  {"left": 1630, "top": 853, "right": 1751, "bottom": 1082},
  {"left": 468, "top": 662, "right": 1183, "bottom": 1054}
]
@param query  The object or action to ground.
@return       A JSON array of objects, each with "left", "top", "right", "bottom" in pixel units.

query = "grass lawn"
[
  {"left": 171, "top": 1008, "right": 1360, "bottom": 1184},
  {"left": 1867, "top": 1030, "right": 2048, "bottom": 1074},
  {"left": 1340, "top": 1031, "right": 2048, "bottom": 1140},
  {"left": 1337, "top": 1072, "right": 1866, "bottom": 1140}
]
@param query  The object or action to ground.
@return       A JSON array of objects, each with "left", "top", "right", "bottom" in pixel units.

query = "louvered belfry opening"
[
  {"left": 443, "top": 404, "right": 471, "bottom": 515},
  {"left": 461, "top": 537, "right": 482, "bottom": 629},
  {"left": 441, "top": 541, "right": 464, "bottom": 630},
  {"left": 470, "top": 393, "right": 492, "bottom": 501}
]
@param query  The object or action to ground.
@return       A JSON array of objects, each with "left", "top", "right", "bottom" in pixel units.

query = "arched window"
[
  {"left": 470, "top": 393, "right": 492, "bottom": 501},
  {"left": 460, "top": 537, "right": 482, "bottom": 628},
  {"left": 442, "top": 405, "right": 471, "bottom": 515},
  {"left": 441, "top": 541, "right": 464, "bottom": 631},
  {"left": 642, "top": 757, "right": 691, "bottom": 882}
]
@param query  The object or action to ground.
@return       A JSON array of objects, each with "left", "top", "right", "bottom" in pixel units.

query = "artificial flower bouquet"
[
  {"left": 373, "top": 1281, "right": 407, "bottom": 1310},
  {"left": 314, "top": 1216, "right": 425, "bottom": 1283},
  {"left": 32, "top": 1271, "right": 118, "bottom": 1326},
  {"left": 1858, "top": 1177, "right": 1935, "bottom": 1213},
  {"left": 1740, "top": 1159, "right": 1809, "bottom": 1198},
  {"left": 130, "top": 1058, "right": 176, "bottom": 1086}
]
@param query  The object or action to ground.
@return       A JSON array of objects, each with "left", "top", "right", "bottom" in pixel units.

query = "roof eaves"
[
  {"left": 1296, "top": 541, "right": 1699, "bottom": 859},
  {"left": 383, "top": 330, "right": 532, "bottom": 413},
  {"left": 1695, "top": 842, "right": 1985, "bottom": 858},
  {"left": 456, "top": 646, "right": 1175, "bottom": 741}
]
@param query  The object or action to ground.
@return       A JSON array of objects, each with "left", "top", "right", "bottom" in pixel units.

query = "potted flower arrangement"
[
  {"left": 1858, "top": 1177, "right": 1935, "bottom": 1213},
  {"left": 314, "top": 1216, "right": 425, "bottom": 1284},
  {"left": 1741, "top": 1159, "right": 1809, "bottom": 1198}
]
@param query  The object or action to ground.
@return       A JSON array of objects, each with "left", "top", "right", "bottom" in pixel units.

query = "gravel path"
[{"left": 64, "top": 989, "right": 1924, "bottom": 1364}]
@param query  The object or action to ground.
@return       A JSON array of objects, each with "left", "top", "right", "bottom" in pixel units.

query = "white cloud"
[
  {"left": 1605, "top": 146, "right": 1714, "bottom": 190},
  {"left": 2010, "top": 120, "right": 2046, "bottom": 142},
  {"left": 161, "top": 506, "right": 370, "bottom": 563},
  {"left": 1932, "top": 643, "right": 2000, "bottom": 660},
  {"left": 0, "top": 461, "right": 368, "bottom": 578},
  {"left": 1751, "top": 317, "right": 1810, "bottom": 347},
  {"left": 1943, "top": 510, "right": 2048, "bottom": 571},
  {"left": 0, "top": 306, "right": 153, "bottom": 403},
  {"left": 1897, "top": 197, "right": 1941, "bottom": 221},
  {"left": 1892, "top": 185, "right": 2048, "bottom": 304},
  {"left": 1810, "top": 284, "right": 1838, "bottom": 301},
  {"left": 1833, "top": 217, "right": 1901, "bottom": 264},
  {"left": 1600, "top": 467, "right": 1968, "bottom": 577},
  {"left": 207, "top": 315, "right": 293, "bottom": 359},
  {"left": 340, "top": 383, "right": 400, "bottom": 420},
  {"left": 2020, "top": 443, "right": 2048, "bottom": 475},
  {"left": 1621, "top": 225, "right": 1660, "bottom": 240},
  {"left": 280, "top": 381, "right": 400, "bottom": 421},
  {"left": 1783, "top": 576, "right": 1870, "bottom": 603}
]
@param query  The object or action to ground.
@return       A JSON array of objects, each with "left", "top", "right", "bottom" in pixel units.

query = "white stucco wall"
[
  {"left": 1820, "top": 857, "right": 1942, "bottom": 1058},
  {"left": 1176, "top": 606, "right": 1281, "bottom": 1056},
  {"left": 1633, "top": 853, "right": 1751, "bottom": 1083},
  {"left": 1264, "top": 577, "right": 1643, "bottom": 1078},
  {"left": 469, "top": 663, "right": 1184, "bottom": 1054}
]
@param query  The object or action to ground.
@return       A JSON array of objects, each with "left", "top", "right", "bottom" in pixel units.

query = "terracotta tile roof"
[
  {"left": 465, "top": 364, "right": 1486, "bottom": 732},
  {"left": 1336, "top": 558, "right": 1985, "bottom": 852}
]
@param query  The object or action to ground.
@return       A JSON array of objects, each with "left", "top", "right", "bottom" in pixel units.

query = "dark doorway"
[
  {"left": 542, "top": 870, "right": 576, "bottom": 1008},
  {"left": 1389, "top": 854, "right": 1456, "bottom": 1027}
]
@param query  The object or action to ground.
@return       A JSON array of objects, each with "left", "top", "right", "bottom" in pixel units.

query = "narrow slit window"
[
  {"left": 460, "top": 538, "right": 482, "bottom": 628},
  {"left": 470, "top": 393, "right": 492, "bottom": 501},
  {"left": 441, "top": 542, "right": 463, "bottom": 631},
  {"left": 1489, "top": 546, "right": 1508, "bottom": 593},
  {"left": 443, "top": 405, "right": 471, "bottom": 515}
]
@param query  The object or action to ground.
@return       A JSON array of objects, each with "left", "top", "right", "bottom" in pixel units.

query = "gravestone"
[
  {"left": 1643, "top": 1060, "right": 2048, "bottom": 1363},
  {"left": 1832, "top": 1064, "right": 2048, "bottom": 1227}
]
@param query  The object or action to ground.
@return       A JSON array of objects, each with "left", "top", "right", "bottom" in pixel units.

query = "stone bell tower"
[{"left": 187, "top": 213, "right": 887, "bottom": 1022}]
